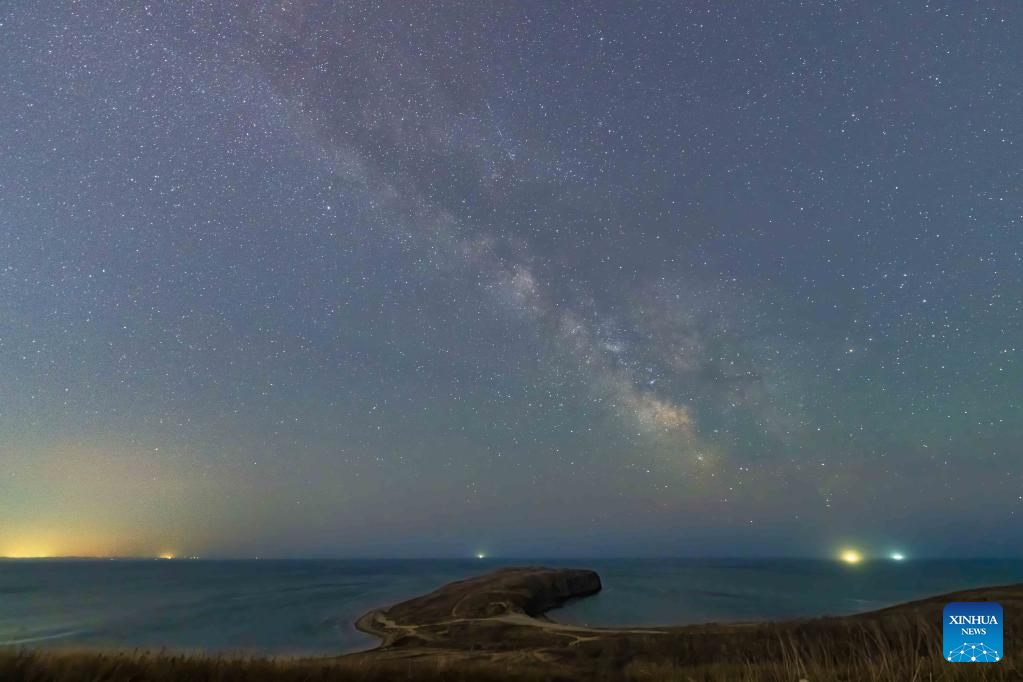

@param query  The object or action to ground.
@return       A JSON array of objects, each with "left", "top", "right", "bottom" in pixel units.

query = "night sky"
[{"left": 2, "top": 2, "right": 1021, "bottom": 560}]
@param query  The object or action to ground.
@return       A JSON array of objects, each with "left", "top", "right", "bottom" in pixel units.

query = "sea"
[{"left": 1, "top": 558, "right": 1021, "bottom": 656}]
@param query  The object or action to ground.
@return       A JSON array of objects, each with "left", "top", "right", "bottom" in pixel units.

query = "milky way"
[{"left": 1, "top": 2, "right": 1021, "bottom": 558}]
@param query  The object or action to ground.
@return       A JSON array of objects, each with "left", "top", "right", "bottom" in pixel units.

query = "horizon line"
[{"left": 3, "top": 554, "right": 1023, "bottom": 561}]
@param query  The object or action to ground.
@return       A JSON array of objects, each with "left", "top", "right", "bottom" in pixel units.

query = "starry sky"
[{"left": 1, "top": 2, "right": 1021, "bottom": 560}]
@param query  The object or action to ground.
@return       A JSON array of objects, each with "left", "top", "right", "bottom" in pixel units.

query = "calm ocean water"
[{"left": 1, "top": 558, "right": 1021, "bottom": 655}]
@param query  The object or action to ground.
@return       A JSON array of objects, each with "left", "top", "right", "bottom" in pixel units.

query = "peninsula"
[
  {"left": 3, "top": 566, "right": 1020, "bottom": 681},
  {"left": 344, "top": 565, "right": 1021, "bottom": 679}
]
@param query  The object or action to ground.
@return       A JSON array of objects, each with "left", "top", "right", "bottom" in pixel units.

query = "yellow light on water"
[{"left": 840, "top": 550, "right": 862, "bottom": 564}]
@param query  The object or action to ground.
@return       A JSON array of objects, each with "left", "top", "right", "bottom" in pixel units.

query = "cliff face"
[{"left": 382, "top": 566, "right": 602, "bottom": 624}]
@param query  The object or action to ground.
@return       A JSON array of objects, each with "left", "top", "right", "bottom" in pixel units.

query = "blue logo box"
[{"left": 944, "top": 602, "right": 1002, "bottom": 662}]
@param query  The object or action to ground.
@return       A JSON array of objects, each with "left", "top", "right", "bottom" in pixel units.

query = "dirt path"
[{"left": 358, "top": 606, "right": 669, "bottom": 649}]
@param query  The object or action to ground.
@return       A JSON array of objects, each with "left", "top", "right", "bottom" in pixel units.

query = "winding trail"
[{"left": 346, "top": 566, "right": 1023, "bottom": 679}]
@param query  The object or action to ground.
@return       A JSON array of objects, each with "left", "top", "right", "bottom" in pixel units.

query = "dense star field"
[{"left": 1, "top": 2, "right": 1020, "bottom": 559}]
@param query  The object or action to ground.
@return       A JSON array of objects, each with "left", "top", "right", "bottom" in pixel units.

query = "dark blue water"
[
  {"left": 557, "top": 559, "right": 1023, "bottom": 627},
  {"left": 1, "top": 558, "right": 1021, "bottom": 656}
]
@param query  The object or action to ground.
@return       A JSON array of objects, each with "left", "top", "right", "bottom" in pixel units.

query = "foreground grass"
[
  {"left": 5, "top": 579, "right": 1018, "bottom": 681},
  {"left": 3, "top": 617, "right": 1018, "bottom": 682},
  {"left": 622, "top": 617, "right": 1019, "bottom": 681},
  {"left": 0, "top": 650, "right": 539, "bottom": 682}
]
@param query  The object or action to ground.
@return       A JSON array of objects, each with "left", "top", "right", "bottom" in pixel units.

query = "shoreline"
[
  {"left": 341, "top": 566, "right": 1021, "bottom": 678},
  {"left": 3, "top": 567, "right": 1021, "bottom": 680}
]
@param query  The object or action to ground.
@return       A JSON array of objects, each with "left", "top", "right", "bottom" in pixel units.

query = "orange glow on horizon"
[
  {"left": 1, "top": 531, "right": 186, "bottom": 560},
  {"left": 2, "top": 549, "right": 54, "bottom": 559},
  {"left": 1, "top": 548, "right": 192, "bottom": 560}
]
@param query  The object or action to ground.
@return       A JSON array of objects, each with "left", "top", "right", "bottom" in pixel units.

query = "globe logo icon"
[{"left": 947, "top": 643, "right": 999, "bottom": 662}]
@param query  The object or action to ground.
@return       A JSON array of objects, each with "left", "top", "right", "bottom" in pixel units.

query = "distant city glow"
[
  {"left": 891, "top": 553, "right": 905, "bottom": 561},
  {"left": 840, "top": 550, "right": 862, "bottom": 564},
  {"left": 1, "top": 548, "right": 53, "bottom": 559},
  {"left": 158, "top": 552, "right": 176, "bottom": 560}
]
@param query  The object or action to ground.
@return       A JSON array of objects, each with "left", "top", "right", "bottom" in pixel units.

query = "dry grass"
[
  {"left": 0, "top": 649, "right": 567, "bottom": 682},
  {"left": 5, "top": 577, "right": 1018, "bottom": 681},
  {"left": 623, "top": 617, "right": 1018, "bottom": 681},
  {"left": 3, "top": 615, "right": 1017, "bottom": 682}
]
